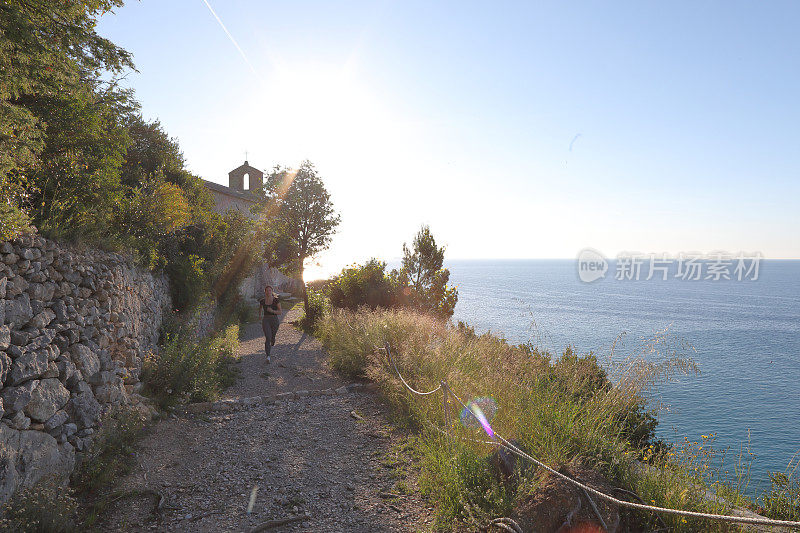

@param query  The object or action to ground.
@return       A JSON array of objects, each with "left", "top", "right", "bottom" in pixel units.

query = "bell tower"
[{"left": 228, "top": 160, "right": 264, "bottom": 192}]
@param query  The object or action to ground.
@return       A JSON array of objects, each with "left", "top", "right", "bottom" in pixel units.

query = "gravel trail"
[{"left": 100, "top": 307, "right": 432, "bottom": 532}]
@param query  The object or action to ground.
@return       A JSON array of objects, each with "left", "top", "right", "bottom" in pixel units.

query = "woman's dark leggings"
[{"left": 262, "top": 315, "right": 280, "bottom": 356}]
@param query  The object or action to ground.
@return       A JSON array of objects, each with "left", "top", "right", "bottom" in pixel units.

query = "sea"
[{"left": 444, "top": 259, "right": 800, "bottom": 495}]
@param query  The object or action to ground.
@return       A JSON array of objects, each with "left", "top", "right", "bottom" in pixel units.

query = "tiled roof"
[{"left": 202, "top": 180, "right": 258, "bottom": 203}]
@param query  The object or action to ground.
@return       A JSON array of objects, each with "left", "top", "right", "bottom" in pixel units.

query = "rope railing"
[{"left": 380, "top": 343, "right": 800, "bottom": 531}]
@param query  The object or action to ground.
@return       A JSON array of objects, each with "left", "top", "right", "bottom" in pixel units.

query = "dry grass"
[{"left": 314, "top": 307, "right": 770, "bottom": 531}]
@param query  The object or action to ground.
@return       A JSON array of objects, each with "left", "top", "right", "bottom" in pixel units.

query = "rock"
[
  {"left": 27, "top": 328, "right": 55, "bottom": 351},
  {"left": 56, "top": 358, "right": 76, "bottom": 382},
  {"left": 0, "top": 326, "right": 10, "bottom": 350},
  {"left": 44, "top": 410, "right": 69, "bottom": 432},
  {"left": 24, "top": 379, "right": 70, "bottom": 422},
  {"left": 1, "top": 380, "right": 38, "bottom": 413},
  {"left": 27, "top": 282, "right": 45, "bottom": 300},
  {"left": 52, "top": 300, "right": 68, "bottom": 322},
  {"left": 71, "top": 344, "right": 100, "bottom": 379},
  {"left": 20, "top": 249, "right": 37, "bottom": 261},
  {"left": 3, "top": 253, "right": 19, "bottom": 265},
  {"left": 93, "top": 380, "right": 126, "bottom": 404},
  {"left": 10, "top": 329, "right": 31, "bottom": 346},
  {"left": 29, "top": 309, "right": 55, "bottom": 329},
  {"left": 0, "top": 424, "right": 75, "bottom": 503},
  {"left": 0, "top": 351, "right": 11, "bottom": 383},
  {"left": 66, "top": 390, "right": 101, "bottom": 429},
  {"left": 5, "top": 345, "right": 22, "bottom": 359},
  {"left": 8, "top": 411, "right": 31, "bottom": 430},
  {"left": 0, "top": 276, "right": 6, "bottom": 298},
  {"left": 5, "top": 294, "right": 33, "bottom": 328},
  {"left": 10, "top": 349, "right": 49, "bottom": 384}
]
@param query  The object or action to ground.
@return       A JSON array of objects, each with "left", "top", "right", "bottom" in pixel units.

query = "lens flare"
[{"left": 459, "top": 397, "right": 498, "bottom": 438}]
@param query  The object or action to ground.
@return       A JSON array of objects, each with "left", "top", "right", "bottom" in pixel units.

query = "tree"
[
  {"left": 1, "top": 0, "right": 133, "bottom": 188},
  {"left": 394, "top": 225, "right": 458, "bottom": 319},
  {"left": 263, "top": 160, "right": 340, "bottom": 307}
]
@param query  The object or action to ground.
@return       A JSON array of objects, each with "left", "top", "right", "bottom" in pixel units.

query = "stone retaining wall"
[{"left": 0, "top": 234, "right": 171, "bottom": 502}]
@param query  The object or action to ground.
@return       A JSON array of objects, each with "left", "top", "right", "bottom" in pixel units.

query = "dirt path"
[{"left": 100, "top": 307, "right": 432, "bottom": 532}]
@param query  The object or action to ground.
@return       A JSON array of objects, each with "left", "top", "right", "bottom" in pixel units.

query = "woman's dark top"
[{"left": 259, "top": 296, "right": 280, "bottom": 316}]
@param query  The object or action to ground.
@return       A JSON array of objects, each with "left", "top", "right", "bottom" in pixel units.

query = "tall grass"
[{"left": 314, "top": 307, "right": 760, "bottom": 531}]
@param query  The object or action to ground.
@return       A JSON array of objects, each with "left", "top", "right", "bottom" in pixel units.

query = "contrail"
[
  {"left": 569, "top": 133, "right": 582, "bottom": 152},
  {"left": 200, "top": 0, "right": 261, "bottom": 79}
]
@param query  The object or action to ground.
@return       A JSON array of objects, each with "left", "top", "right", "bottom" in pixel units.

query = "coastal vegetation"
[
  {"left": 313, "top": 225, "right": 458, "bottom": 324},
  {"left": 303, "top": 228, "right": 799, "bottom": 530},
  {"left": 312, "top": 305, "right": 800, "bottom": 530}
]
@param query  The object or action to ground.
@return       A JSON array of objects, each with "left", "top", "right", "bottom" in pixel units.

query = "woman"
[{"left": 259, "top": 285, "right": 282, "bottom": 363}]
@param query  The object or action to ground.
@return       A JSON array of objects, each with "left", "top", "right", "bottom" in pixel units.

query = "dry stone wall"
[{"left": 0, "top": 234, "right": 171, "bottom": 502}]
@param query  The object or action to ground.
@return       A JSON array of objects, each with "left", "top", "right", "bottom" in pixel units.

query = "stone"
[
  {"left": 24, "top": 378, "right": 70, "bottom": 422},
  {"left": 5, "top": 294, "right": 33, "bottom": 328},
  {"left": 0, "top": 380, "right": 38, "bottom": 413},
  {"left": 0, "top": 351, "right": 11, "bottom": 383},
  {"left": 44, "top": 410, "right": 69, "bottom": 432},
  {"left": 52, "top": 300, "right": 68, "bottom": 322},
  {"left": 8, "top": 411, "right": 31, "bottom": 430},
  {"left": 93, "top": 380, "right": 126, "bottom": 404},
  {"left": 65, "top": 391, "right": 101, "bottom": 429},
  {"left": 6, "top": 345, "right": 22, "bottom": 359},
  {"left": 56, "top": 358, "right": 76, "bottom": 382},
  {"left": 0, "top": 424, "right": 75, "bottom": 503},
  {"left": 10, "top": 329, "right": 31, "bottom": 347},
  {"left": 0, "top": 276, "right": 6, "bottom": 298},
  {"left": 42, "top": 361, "right": 59, "bottom": 379},
  {"left": 3, "top": 253, "right": 19, "bottom": 265},
  {"left": 27, "top": 282, "right": 45, "bottom": 300},
  {"left": 29, "top": 309, "right": 55, "bottom": 329},
  {"left": 0, "top": 326, "right": 9, "bottom": 350},
  {"left": 27, "top": 328, "right": 55, "bottom": 351},
  {"left": 10, "top": 349, "right": 49, "bottom": 384},
  {"left": 20, "top": 249, "right": 37, "bottom": 261},
  {"left": 71, "top": 343, "right": 100, "bottom": 379}
]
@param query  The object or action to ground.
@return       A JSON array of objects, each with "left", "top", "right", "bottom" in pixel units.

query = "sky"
[{"left": 97, "top": 1, "right": 800, "bottom": 278}]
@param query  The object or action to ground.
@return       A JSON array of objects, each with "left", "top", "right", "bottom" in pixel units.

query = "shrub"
[
  {"left": 328, "top": 259, "right": 396, "bottom": 310},
  {"left": 299, "top": 288, "right": 329, "bottom": 332},
  {"left": 316, "top": 307, "right": 713, "bottom": 529},
  {"left": 141, "top": 324, "right": 240, "bottom": 408},
  {"left": 72, "top": 407, "right": 146, "bottom": 498},
  {"left": 164, "top": 253, "right": 207, "bottom": 312},
  {"left": 0, "top": 202, "right": 31, "bottom": 241},
  {"left": 0, "top": 476, "right": 78, "bottom": 533}
]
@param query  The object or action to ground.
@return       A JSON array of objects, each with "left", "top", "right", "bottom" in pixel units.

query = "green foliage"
[
  {"left": 324, "top": 228, "right": 458, "bottom": 320},
  {"left": 164, "top": 254, "right": 207, "bottom": 312},
  {"left": 1, "top": 3, "right": 255, "bottom": 312},
  {"left": 0, "top": 201, "right": 31, "bottom": 240},
  {"left": 0, "top": 0, "right": 132, "bottom": 180},
  {"left": 328, "top": 259, "right": 397, "bottom": 310},
  {"left": 316, "top": 307, "right": 712, "bottom": 529},
  {"left": 393, "top": 225, "right": 458, "bottom": 319},
  {"left": 761, "top": 465, "right": 800, "bottom": 521},
  {"left": 299, "top": 288, "right": 329, "bottom": 332},
  {"left": 72, "top": 407, "right": 146, "bottom": 498},
  {"left": 0, "top": 477, "right": 78, "bottom": 533},
  {"left": 141, "top": 324, "right": 240, "bottom": 409},
  {"left": 261, "top": 161, "right": 340, "bottom": 288}
]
